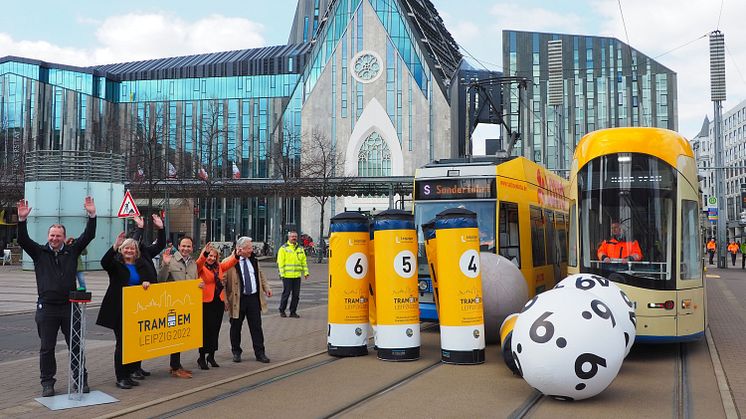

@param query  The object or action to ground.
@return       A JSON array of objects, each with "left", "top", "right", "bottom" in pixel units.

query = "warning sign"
[{"left": 118, "top": 190, "right": 141, "bottom": 218}]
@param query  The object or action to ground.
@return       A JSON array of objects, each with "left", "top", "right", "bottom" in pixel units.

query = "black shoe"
[
  {"left": 137, "top": 367, "right": 151, "bottom": 377},
  {"left": 232, "top": 353, "right": 242, "bottom": 363},
  {"left": 207, "top": 356, "right": 220, "bottom": 368},
  {"left": 41, "top": 385, "right": 55, "bottom": 397},
  {"left": 290, "top": 313, "right": 300, "bottom": 318},
  {"left": 131, "top": 370, "right": 146, "bottom": 380},
  {"left": 124, "top": 377, "right": 140, "bottom": 387},
  {"left": 197, "top": 358, "right": 209, "bottom": 370},
  {"left": 279, "top": 311, "right": 287, "bottom": 318},
  {"left": 256, "top": 355, "right": 270, "bottom": 363},
  {"left": 115, "top": 379, "right": 132, "bottom": 389}
]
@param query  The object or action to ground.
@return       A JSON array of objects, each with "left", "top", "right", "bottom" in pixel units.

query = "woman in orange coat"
[{"left": 196, "top": 243, "right": 239, "bottom": 370}]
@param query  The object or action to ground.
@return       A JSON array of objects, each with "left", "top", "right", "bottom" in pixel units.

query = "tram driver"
[{"left": 597, "top": 221, "right": 643, "bottom": 263}]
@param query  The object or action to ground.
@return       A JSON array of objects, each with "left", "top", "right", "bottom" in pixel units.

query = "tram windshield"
[
  {"left": 414, "top": 201, "right": 497, "bottom": 256},
  {"left": 578, "top": 153, "right": 676, "bottom": 289}
]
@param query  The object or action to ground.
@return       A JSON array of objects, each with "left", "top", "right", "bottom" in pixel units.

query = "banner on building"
[{"left": 122, "top": 280, "right": 203, "bottom": 363}]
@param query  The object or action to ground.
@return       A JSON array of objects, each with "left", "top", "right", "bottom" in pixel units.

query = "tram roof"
[{"left": 574, "top": 127, "right": 694, "bottom": 168}]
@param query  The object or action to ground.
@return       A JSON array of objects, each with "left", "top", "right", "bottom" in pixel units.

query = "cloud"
[{"left": 0, "top": 12, "right": 267, "bottom": 67}]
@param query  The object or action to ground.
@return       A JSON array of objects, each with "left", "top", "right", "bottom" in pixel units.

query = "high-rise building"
[{"left": 502, "top": 30, "right": 678, "bottom": 172}]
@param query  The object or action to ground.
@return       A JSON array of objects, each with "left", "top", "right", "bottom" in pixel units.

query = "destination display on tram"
[{"left": 415, "top": 178, "right": 496, "bottom": 200}]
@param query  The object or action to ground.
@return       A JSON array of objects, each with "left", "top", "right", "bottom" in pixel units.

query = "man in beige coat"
[
  {"left": 224, "top": 236, "right": 272, "bottom": 363},
  {"left": 159, "top": 236, "right": 199, "bottom": 378}
]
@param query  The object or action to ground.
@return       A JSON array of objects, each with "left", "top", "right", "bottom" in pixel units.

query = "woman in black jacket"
[{"left": 96, "top": 232, "right": 158, "bottom": 389}]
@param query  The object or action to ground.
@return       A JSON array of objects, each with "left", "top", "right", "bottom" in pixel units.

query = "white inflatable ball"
[
  {"left": 512, "top": 288, "right": 625, "bottom": 401},
  {"left": 481, "top": 253, "right": 529, "bottom": 344},
  {"left": 555, "top": 274, "right": 637, "bottom": 357}
]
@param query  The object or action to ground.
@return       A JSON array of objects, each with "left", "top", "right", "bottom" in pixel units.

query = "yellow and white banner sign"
[{"left": 123, "top": 280, "right": 203, "bottom": 363}]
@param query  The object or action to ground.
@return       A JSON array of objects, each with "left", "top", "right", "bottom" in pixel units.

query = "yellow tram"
[
  {"left": 567, "top": 127, "right": 705, "bottom": 342},
  {"left": 414, "top": 156, "right": 569, "bottom": 321}
]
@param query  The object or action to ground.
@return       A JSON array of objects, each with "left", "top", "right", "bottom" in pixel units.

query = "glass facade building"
[
  {"left": 1, "top": 0, "right": 464, "bottom": 243},
  {"left": 502, "top": 30, "right": 678, "bottom": 172}
]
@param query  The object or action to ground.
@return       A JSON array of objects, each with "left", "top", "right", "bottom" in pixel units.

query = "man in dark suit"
[{"left": 224, "top": 236, "right": 272, "bottom": 363}]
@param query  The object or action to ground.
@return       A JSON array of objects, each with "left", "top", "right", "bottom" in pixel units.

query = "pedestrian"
[
  {"left": 224, "top": 236, "right": 272, "bottom": 363},
  {"left": 728, "top": 241, "right": 739, "bottom": 266},
  {"left": 195, "top": 242, "right": 238, "bottom": 370},
  {"left": 66, "top": 237, "right": 87, "bottom": 289},
  {"left": 97, "top": 233, "right": 157, "bottom": 389},
  {"left": 129, "top": 214, "right": 167, "bottom": 379},
  {"left": 16, "top": 196, "right": 96, "bottom": 397},
  {"left": 707, "top": 238, "right": 716, "bottom": 265},
  {"left": 741, "top": 241, "right": 746, "bottom": 269},
  {"left": 158, "top": 236, "right": 200, "bottom": 378},
  {"left": 277, "top": 231, "right": 309, "bottom": 318}
]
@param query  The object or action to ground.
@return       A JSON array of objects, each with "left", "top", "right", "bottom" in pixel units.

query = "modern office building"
[
  {"left": 693, "top": 100, "right": 746, "bottom": 240},
  {"left": 0, "top": 0, "right": 467, "bottom": 245},
  {"left": 502, "top": 30, "right": 678, "bottom": 172}
]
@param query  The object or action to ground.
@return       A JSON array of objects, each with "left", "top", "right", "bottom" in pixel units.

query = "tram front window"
[
  {"left": 414, "top": 201, "right": 496, "bottom": 256},
  {"left": 578, "top": 153, "right": 676, "bottom": 289}
]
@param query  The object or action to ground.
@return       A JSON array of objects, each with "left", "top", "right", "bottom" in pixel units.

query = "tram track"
[{"left": 674, "top": 342, "right": 692, "bottom": 419}]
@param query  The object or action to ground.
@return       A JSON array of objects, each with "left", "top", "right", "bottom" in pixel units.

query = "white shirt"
[{"left": 240, "top": 257, "right": 257, "bottom": 295}]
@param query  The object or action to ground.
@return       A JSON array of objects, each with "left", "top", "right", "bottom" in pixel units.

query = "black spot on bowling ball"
[
  {"left": 624, "top": 332, "right": 630, "bottom": 346},
  {"left": 582, "top": 311, "right": 592, "bottom": 319},
  {"left": 550, "top": 395, "right": 575, "bottom": 401},
  {"left": 556, "top": 337, "right": 567, "bottom": 348},
  {"left": 575, "top": 383, "right": 586, "bottom": 390},
  {"left": 517, "top": 343, "right": 522, "bottom": 353}
]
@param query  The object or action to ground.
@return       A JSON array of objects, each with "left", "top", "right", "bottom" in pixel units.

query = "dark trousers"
[
  {"left": 113, "top": 327, "right": 137, "bottom": 381},
  {"left": 200, "top": 298, "right": 224, "bottom": 355},
  {"left": 731, "top": 253, "right": 737, "bottom": 266},
  {"left": 170, "top": 352, "right": 182, "bottom": 370},
  {"left": 742, "top": 254, "right": 745, "bottom": 269},
  {"left": 35, "top": 302, "right": 87, "bottom": 387},
  {"left": 229, "top": 293, "right": 265, "bottom": 358},
  {"left": 279, "top": 277, "right": 301, "bottom": 314},
  {"left": 709, "top": 250, "right": 715, "bottom": 265}
]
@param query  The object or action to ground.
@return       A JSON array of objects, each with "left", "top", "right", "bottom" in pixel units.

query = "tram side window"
[
  {"left": 530, "top": 206, "right": 547, "bottom": 267},
  {"left": 557, "top": 213, "right": 568, "bottom": 263},
  {"left": 681, "top": 200, "right": 701, "bottom": 280},
  {"left": 569, "top": 204, "right": 577, "bottom": 267},
  {"left": 499, "top": 202, "right": 521, "bottom": 267},
  {"left": 545, "top": 210, "right": 557, "bottom": 265}
]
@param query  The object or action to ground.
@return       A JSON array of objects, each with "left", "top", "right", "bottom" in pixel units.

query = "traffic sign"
[{"left": 117, "top": 190, "right": 140, "bottom": 218}]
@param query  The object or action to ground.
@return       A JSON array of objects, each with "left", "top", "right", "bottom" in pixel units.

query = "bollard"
[
  {"left": 374, "top": 209, "right": 420, "bottom": 361},
  {"left": 434, "top": 208, "right": 485, "bottom": 364},
  {"left": 421, "top": 219, "right": 440, "bottom": 318},
  {"left": 328, "top": 212, "right": 371, "bottom": 357}
]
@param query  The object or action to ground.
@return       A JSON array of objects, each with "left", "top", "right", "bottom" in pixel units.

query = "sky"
[{"left": 1, "top": 0, "right": 744, "bottom": 139}]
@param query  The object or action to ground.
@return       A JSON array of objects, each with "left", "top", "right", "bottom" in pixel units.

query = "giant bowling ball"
[
  {"left": 511, "top": 288, "right": 625, "bottom": 400},
  {"left": 481, "top": 253, "right": 528, "bottom": 344},
  {"left": 555, "top": 274, "right": 637, "bottom": 357}
]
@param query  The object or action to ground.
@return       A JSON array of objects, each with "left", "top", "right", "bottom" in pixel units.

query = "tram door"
[{"left": 546, "top": 211, "right": 561, "bottom": 284}]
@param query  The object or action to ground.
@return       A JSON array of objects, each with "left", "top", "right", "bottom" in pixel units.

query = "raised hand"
[
  {"left": 114, "top": 232, "right": 126, "bottom": 250},
  {"left": 16, "top": 199, "right": 31, "bottom": 221},
  {"left": 204, "top": 242, "right": 215, "bottom": 255},
  {"left": 162, "top": 247, "right": 173, "bottom": 265},
  {"left": 152, "top": 214, "right": 164, "bottom": 230},
  {"left": 133, "top": 216, "right": 144, "bottom": 229},
  {"left": 84, "top": 196, "right": 96, "bottom": 217}
]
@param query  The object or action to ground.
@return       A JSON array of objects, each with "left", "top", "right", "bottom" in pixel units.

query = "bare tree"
[
  {"left": 300, "top": 130, "right": 353, "bottom": 261},
  {"left": 0, "top": 116, "right": 25, "bottom": 211},
  {"left": 194, "top": 99, "right": 231, "bottom": 242},
  {"left": 267, "top": 124, "right": 303, "bottom": 237}
]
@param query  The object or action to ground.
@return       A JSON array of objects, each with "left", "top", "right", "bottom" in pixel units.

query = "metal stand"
[{"left": 68, "top": 295, "right": 90, "bottom": 401}]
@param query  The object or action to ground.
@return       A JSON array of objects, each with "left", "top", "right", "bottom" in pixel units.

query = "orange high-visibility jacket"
[
  {"left": 597, "top": 238, "right": 643, "bottom": 261},
  {"left": 727, "top": 243, "right": 739, "bottom": 254},
  {"left": 707, "top": 241, "right": 716, "bottom": 251}
]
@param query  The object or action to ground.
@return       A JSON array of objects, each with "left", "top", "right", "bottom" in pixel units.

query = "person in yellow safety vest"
[
  {"left": 727, "top": 241, "right": 739, "bottom": 266},
  {"left": 276, "top": 231, "right": 309, "bottom": 318},
  {"left": 707, "top": 239, "right": 716, "bottom": 265}
]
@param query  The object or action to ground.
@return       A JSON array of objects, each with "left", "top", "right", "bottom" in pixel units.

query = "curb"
[{"left": 706, "top": 327, "right": 739, "bottom": 419}]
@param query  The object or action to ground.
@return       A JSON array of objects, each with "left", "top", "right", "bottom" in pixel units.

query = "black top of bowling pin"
[
  {"left": 435, "top": 208, "right": 478, "bottom": 229},
  {"left": 421, "top": 219, "right": 436, "bottom": 240},
  {"left": 373, "top": 209, "right": 414, "bottom": 231},
  {"left": 330, "top": 211, "right": 369, "bottom": 233}
]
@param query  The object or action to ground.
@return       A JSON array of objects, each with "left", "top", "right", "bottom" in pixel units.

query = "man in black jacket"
[{"left": 17, "top": 197, "right": 97, "bottom": 397}]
